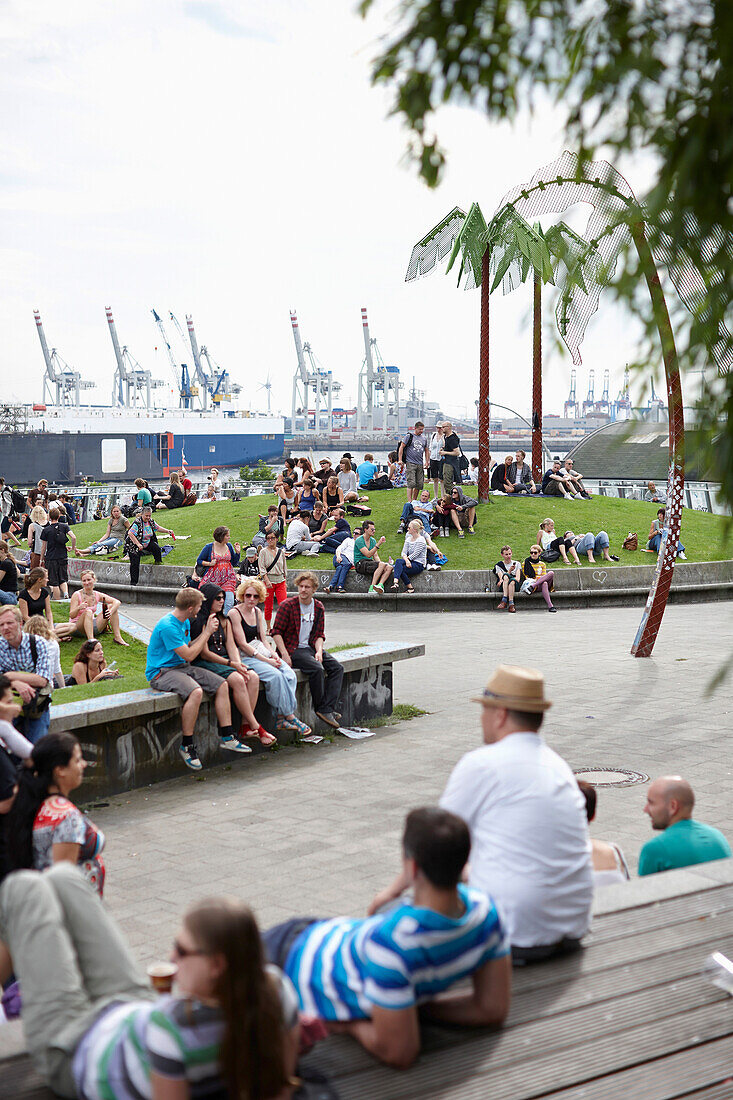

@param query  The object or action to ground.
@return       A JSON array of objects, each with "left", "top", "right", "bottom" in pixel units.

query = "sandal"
[
  {"left": 257, "top": 725, "right": 277, "bottom": 746},
  {"left": 390, "top": 582, "right": 399, "bottom": 591},
  {"left": 405, "top": 585, "right": 415, "bottom": 593},
  {"left": 113, "top": 638, "right": 130, "bottom": 646}
]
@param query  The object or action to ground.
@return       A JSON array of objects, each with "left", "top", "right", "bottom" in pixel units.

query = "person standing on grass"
[
  {"left": 197, "top": 526, "right": 241, "bottom": 612},
  {"left": 39, "top": 507, "right": 76, "bottom": 602},
  {"left": 399, "top": 421, "right": 430, "bottom": 502},
  {"left": 127, "top": 505, "right": 173, "bottom": 587},
  {"left": 354, "top": 520, "right": 393, "bottom": 594},
  {"left": 258, "top": 529, "right": 288, "bottom": 631},
  {"left": 272, "top": 571, "right": 344, "bottom": 729},
  {"left": 146, "top": 588, "right": 253, "bottom": 771},
  {"left": 440, "top": 421, "right": 462, "bottom": 495},
  {"left": 27, "top": 506, "right": 48, "bottom": 571},
  {"left": 494, "top": 546, "right": 521, "bottom": 612}
]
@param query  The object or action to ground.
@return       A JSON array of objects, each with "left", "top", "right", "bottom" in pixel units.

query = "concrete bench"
[
  {"left": 49, "top": 642, "right": 425, "bottom": 799},
  {"left": 6, "top": 860, "right": 732, "bottom": 1100}
]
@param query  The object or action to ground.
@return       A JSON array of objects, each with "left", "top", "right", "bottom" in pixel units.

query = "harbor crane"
[
  {"left": 106, "top": 308, "right": 163, "bottom": 409},
  {"left": 596, "top": 369, "right": 611, "bottom": 415},
  {"left": 34, "top": 310, "right": 95, "bottom": 407},
  {"left": 186, "top": 314, "right": 241, "bottom": 408},
  {"left": 356, "top": 308, "right": 401, "bottom": 433},
  {"left": 289, "top": 311, "right": 341, "bottom": 435},
  {"left": 563, "top": 369, "right": 579, "bottom": 418},
  {"left": 615, "top": 365, "right": 632, "bottom": 419},
  {"left": 582, "top": 369, "right": 596, "bottom": 416},
  {"left": 152, "top": 309, "right": 197, "bottom": 409}
]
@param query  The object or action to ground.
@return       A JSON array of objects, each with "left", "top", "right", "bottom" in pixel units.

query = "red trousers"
[{"left": 264, "top": 581, "right": 288, "bottom": 621}]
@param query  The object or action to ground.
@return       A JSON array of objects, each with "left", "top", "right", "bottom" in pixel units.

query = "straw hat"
[{"left": 472, "top": 665, "right": 552, "bottom": 712}]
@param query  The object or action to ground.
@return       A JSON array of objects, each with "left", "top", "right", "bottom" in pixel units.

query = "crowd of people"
[{"left": 0, "top": 661, "right": 728, "bottom": 1097}]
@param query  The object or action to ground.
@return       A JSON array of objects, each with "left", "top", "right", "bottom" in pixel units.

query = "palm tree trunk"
[
  {"left": 531, "top": 271, "right": 542, "bottom": 483},
  {"left": 478, "top": 249, "right": 491, "bottom": 502}
]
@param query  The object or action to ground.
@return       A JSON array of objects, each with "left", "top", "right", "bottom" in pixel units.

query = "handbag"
[
  {"left": 540, "top": 548, "right": 561, "bottom": 563},
  {"left": 22, "top": 637, "right": 53, "bottom": 718},
  {"left": 622, "top": 532, "right": 638, "bottom": 551}
]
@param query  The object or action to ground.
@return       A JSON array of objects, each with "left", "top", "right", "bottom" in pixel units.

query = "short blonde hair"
[
  {"left": 407, "top": 519, "right": 423, "bottom": 534},
  {"left": 0, "top": 604, "right": 22, "bottom": 624},
  {"left": 80, "top": 569, "right": 96, "bottom": 582},
  {"left": 236, "top": 578, "right": 266, "bottom": 603},
  {"left": 293, "top": 571, "right": 318, "bottom": 588},
  {"left": 30, "top": 506, "right": 48, "bottom": 525},
  {"left": 23, "top": 615, "right": 54, "bottom": 641}
]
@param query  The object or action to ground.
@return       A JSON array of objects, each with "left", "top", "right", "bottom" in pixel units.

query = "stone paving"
[{"left": 2, "top": 600, "right": 731, "bottom": 1058}]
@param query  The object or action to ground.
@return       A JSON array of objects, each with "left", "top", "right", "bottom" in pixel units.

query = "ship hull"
[{"left": 0, "top": 428, "right": 285, "bottom": 484}]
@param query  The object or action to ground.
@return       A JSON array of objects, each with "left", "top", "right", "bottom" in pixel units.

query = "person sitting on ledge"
[
  {"left": 390, "top": 519, "right": 427, "bottom": 593},
  {"left": 271, "top": 571, "right": 344, "bottom": 729},
  {"left": 354, "top": 520, "right": 393, "bottom": 594},
  {"left": 521, "top": 545, "right": 557, "bottom": 612},
  {"left": 541, "top": 458, "right": 579, "bottom": 498},
  {"left": 325, "top": 527, "right": 358, "bottom": 594},
  {"left": 577, "top": 781, "right": 629, "bottom": 887},
  {"left": 494, "top": 545, "right": 521, "bottom": 612},
  {"left": 0, "top": 870, "right": 300, "bottom": 1100},
  {"left": 639, "top": 776, "right": 731, "bottom": 876},
  {"left": 504, "top": 450, "right": 537, "bottom": 495},
  {"left": 146, "top": 587, "right": 256, "bottom": 771},
  {"left": 266, "top": 807, "right": 511, "bottom": 1069},
  {"left": 70, "top": 639, "right": 121, "bottom": 686}
]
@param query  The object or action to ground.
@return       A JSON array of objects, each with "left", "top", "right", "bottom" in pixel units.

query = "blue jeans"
[
  {"left": 576, "top": 531, "right": 609, "bottom": 556},
  {"left": 393, "top": 560, "right": 424, "bottom": 587},
  {"left": 86, "top": 537, "right": 122, "bottom": 554},
  {"left": 15, "top": 707, "right": 51, "bottom": 745},
  {"left": 400, "top": 503, "right": 431, "bottom": 535},
  {"left": 329, "top": 559, "right": 352, "bottom": 590},
  {"left": 239, "top": 654, "right": 297, "bottom": 716},
  {"left": 649, "top": 533, "right": 685, "bottom": 555},
  {"left": 0, "top": 591, "right": 18, "bottom": 605},
  {"left": 223, "top": 591, "right": 235, "bottom": 614}
]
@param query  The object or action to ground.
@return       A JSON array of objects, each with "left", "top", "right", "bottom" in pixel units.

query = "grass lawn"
[
  {"left": 70, "top": 493, "right": 731, "bottom": 571},
  {"left": 52, "top": 603, "right": 149, "bottom": 701}
]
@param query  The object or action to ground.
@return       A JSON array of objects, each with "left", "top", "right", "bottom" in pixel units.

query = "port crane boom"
[
  {"left": 152, "top": 309, "right": 196, "bottom": 409},
  {"left": 34, "top": 310, "right": 95, "bottom": 407},
  {"left": 106, "top": 308, "right": 162, "bottom": 409}
]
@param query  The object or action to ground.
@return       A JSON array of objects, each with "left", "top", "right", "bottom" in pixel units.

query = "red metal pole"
[
  {"left": 531, "top": 271, "right": 543, "bottom": 482},
  {"left": 630, "top": 221, "right": 685, "bottom": 658},
  {"left": 478, "top": 248, "right": 491, "bottom": 502}
]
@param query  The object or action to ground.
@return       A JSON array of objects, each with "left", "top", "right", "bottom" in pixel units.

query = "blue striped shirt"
[{"left": 284, "top": 884, "right": 509, "bottom": 1020}]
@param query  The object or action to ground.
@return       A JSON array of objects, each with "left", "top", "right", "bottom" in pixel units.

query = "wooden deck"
[{"left": 3, "top": 861, "right": 733, "bottom": 1099}]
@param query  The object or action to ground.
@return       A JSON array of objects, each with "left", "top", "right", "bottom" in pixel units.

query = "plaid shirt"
[
  {"left": 272, "top": 596, "right": 326, "bottom": 655},
  {"left": 0, "top": 634, "right": 53, "bottom": 687}
]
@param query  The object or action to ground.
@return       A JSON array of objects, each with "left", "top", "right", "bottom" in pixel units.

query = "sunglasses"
[
  {"left": 172, "top": 939, "right": 207, "bottom": 959},
  {"left": 244, "top": 593, "right": 259, "bottom": 599}
]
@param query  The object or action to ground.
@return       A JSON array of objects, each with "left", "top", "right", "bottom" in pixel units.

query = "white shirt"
[
  {"left": 336, "top": 537, "right": 355, "bottom": 565},
  {"left": 429, "top": 432, "right": 443, "bottom": 461},
  {"left": 297, "top": 600, "right": 315, "bottom": 648},
  {"left": 440, "top": 733, "right": 593, "bottom": 947},
  {"left": 469, "top": 467, "right": 479, "bottom": 484},
  {"left": 286, "top": 519, "right": 311, "bottom": 550}
]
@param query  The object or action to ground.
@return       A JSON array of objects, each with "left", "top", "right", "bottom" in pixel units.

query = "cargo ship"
[{"left": 0, "top": 405, "right": 285, "bottom": 485}]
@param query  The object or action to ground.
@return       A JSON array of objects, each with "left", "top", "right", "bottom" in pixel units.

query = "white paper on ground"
[
  {"left": 299, "top": 734, "right": 324, "bottom": 744},
  {"left": 336, "top": 726, "right": 376, "bottom": 740}
]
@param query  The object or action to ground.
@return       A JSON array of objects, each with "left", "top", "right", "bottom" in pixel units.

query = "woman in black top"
[
  {"left": 0, "top": 541, "right": 18, "bottom": 604},
  {"left": 18, "top": 567, "right": 53, "bottom": 626},
  {"left": 189, "top": 585, "right": 270, "bottom": 744},
  {"left": 323, "top": 476, "right": 344, "bottom": 513},
  {"left": 155, "top": 472, "right": 184, "bottom": 510}
]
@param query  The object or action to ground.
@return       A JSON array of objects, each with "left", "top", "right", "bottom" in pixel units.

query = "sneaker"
[
  {"left": 458, "top": 532, "right": 465, "bottom": 539},
  {"left": 678, "top": 551, "right": 687, "bottom": 560},
  {"left": 368, "top": 585, "right": 378, "bottom": 593},
  {"left": 609, "top": 554, "right": 619, "bottom": 562},
  {"left": 396, "top": 523, "right": 405, "bottom": 534},
  {"left": 548, "top": 606, "right": 558, "bottom": 613},
  {"left": 315, "top": 710, "right": 340, "bottom": 729},
  {"left": 219, "top": 735, "right": 253, "bottom": 754},
  {"left": 426, "top": 563, "right": 438, "bottom": 571},
  {"left": 306, "top": 547, "right": 320, "bottom": 556},
  {"left": 179, "top": 744, "right": 202, "bottom": 770}
]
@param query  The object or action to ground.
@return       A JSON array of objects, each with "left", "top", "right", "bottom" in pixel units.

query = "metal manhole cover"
[{"left": 573, "top": 766, "right": 650, "bottom": 789}]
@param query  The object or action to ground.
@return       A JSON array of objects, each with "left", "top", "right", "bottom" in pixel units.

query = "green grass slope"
[
  {"left": 52, "top": 603, "right": 149, "bottom": 700},
  {"left": 71, "top": 493, "right": 731, "bottom": 571}
]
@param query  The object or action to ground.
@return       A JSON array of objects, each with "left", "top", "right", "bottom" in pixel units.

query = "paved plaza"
[{"left": 2, "top": 600, "right": 732, "bottom": 1060}]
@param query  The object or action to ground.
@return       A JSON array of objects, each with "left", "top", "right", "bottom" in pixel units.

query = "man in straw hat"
[{"left": 371, "top": 666, "right": 593, "bottom": 965}]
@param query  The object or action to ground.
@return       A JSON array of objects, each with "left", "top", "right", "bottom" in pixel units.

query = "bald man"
[{"left": 638, "top": 776, "right": 731, "bottom": 877}]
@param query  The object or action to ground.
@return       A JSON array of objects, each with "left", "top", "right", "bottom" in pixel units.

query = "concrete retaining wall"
[{"left": 51, "top": 642, "right": 424, "bottom": 798}]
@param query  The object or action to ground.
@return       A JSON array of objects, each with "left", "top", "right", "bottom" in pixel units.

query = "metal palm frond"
[{"left": 405, "top": 206, "right": 467, "bottom": 281}]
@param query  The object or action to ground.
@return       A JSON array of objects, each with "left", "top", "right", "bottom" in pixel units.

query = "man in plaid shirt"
[
  {"left": 272, "top": 571, "right": 344, "bottom": 729},
  {"left": 0, "top": 604, "right": 53, "bottom": 744}
]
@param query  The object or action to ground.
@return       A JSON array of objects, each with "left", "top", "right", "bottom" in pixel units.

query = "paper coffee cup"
[{"left": 147, "top": 962, "right": 177, "bottom": 994}]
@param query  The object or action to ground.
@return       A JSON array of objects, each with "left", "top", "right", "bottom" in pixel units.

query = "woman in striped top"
[{"left": 0, "top": 871, "right": 300, "bottom": 1099}]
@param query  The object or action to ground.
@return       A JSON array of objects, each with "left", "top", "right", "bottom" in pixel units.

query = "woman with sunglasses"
[
  {"left": 229, "top": 580, "right": 311, "bottom": 738},
  {"left": 521, "top": 545, "right": 558, "bottom": 612},
  {"left": 0, "top": 870, "right": 300, "bottom": 1099},
  {"left": 191, "top": 585, "right": 275, "bottom": 747}
]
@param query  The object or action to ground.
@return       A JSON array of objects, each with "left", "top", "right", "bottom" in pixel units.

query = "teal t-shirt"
[
  {"left": 146, "top": 614, "right": 190, "bottom": 680},
  {"left": 353, "top": 535, "right": 375, "bottom": 565},
  {"left": 638, "top": 819, "right": 731, "bottom": 877},
  {"left": 136, "top": 488, "right": 152, "bottom": 506}
]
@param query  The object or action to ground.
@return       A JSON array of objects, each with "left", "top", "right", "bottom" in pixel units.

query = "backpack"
[
  {"left": 540, "top": 548, "right": 561, "bottom": 563},
  {"left": 182, "top": 492, "right": 197, "bottom": 507},
  {"left": 622, "top": 532, "right": 638, "bottom": 551},
  {"left": 399, "top": 432, "right": 413, "bottom": 457},
  {"left": 10, "top": 489, "right": 26, "bottom": 516}
]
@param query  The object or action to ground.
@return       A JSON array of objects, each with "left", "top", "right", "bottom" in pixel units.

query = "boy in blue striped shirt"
[{"left": 262, "top": 806, "right": 511, "bottom": 1068}]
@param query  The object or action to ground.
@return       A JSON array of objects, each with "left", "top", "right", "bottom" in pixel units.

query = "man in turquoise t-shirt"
[
  {"left": 638, "top": 776, "right": 731, "bottom": 876},
  {"left": 353, "top": 520, "right": 393, "bottom": 594}
]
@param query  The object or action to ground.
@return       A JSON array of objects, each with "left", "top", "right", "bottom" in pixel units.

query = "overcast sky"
[{"left": 0, "top": 0, "right": 670, "bottom": 421}]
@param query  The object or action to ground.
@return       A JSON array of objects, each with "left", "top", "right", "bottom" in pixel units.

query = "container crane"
[
  {"left": 34, "top": 310, "right": 95, "bottom": 407},
  {"left": 595, "top": 369, "right": 611, "bottom": 415},
  {"left": 289, "top": 311, "right": 341, "bottom": 435},
  {"left": 615, "top": 365, "right": 632, "bottom": 419},
  {"left": 106, "top": 308, "right": 163, "bottom": 409},
  {"left": 563, "top": 369, "right": 579, "bottom": 418},
  {"left": 647, "top": 377, "right": 666, "bottom": 420},
  {"left": 356, "top": 308, "right": 401, "bottom": 433},
  {"left": 152, "top": 309, "right": 197, "bottom": 409},
  {"left": 182, "top": 314, "right": 241, "bottom": 409},
  {"left": 582, "top": 370, "right": 596, "bottom": 416}
]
